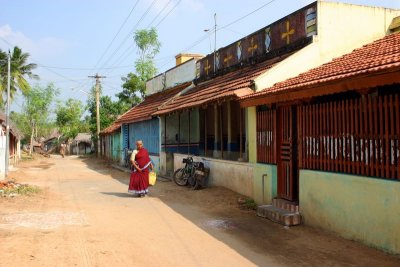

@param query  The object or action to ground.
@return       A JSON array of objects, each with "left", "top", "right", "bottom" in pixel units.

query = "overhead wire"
[
  {"left": 93, "top": 0, "right": 141, "bottom": 71},
  {"left": 103, "top": 0, "right": 183, "bottom": 77},
  {"left": 98, "top": 0, "right": 159, "bottom": 71}
]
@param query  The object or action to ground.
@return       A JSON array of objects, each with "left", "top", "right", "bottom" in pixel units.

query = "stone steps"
[{"left": 257, "top": 198, "right": 302, "bottom": 226}]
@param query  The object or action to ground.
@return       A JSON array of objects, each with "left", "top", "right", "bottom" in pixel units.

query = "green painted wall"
[
  {"left": 112, "top": 132, "right": 121, "bottom": 161},
  {"left": 300, "top": 170, "right": 400, "bottom": 254},
  {"left": 246, "top": 107, "right": 257, "bottom": 164},
  {"left": 253, "top": 163, "right": 278, "bottom": 204}
]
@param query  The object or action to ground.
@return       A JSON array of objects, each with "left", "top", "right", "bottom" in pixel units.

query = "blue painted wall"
[{"left": 128, "top": 118, "right": 159, "bottom": 155}]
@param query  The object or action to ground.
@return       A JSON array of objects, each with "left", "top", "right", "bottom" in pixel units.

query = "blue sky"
[{"left": 0, "top": 0, "right": 399, "bottom": 112}]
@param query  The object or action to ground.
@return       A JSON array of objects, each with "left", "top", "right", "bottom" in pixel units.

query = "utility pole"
[
  {"left": 5, "top": 51, "right": 10, "bottom": 176},
  {"left": 88, "top": 73, "right": 106, "bottom": 157}
]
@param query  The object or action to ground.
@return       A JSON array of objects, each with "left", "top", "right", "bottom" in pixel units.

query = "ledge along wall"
[
  {"left": 174, "top": 153, "right": 254, "bottom": 197},
  {"left": 300, "top": 170, "right": 400, "bottom": 254}
]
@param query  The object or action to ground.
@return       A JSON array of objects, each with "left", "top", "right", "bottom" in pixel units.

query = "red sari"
[{"left": 128, "top": 148, "right": 151, "bottom": 195}]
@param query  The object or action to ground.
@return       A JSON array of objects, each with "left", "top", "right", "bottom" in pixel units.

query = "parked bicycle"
[
  {"left": 173, "top": 156, "right": 210, "bottom": 190},
  {"left": 124, "top": 148, "right": 133, "bottom": 170}
]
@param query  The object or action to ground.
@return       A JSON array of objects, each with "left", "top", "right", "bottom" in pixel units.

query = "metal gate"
[{"left": 277, "top": 105, "right": 298, "bottom": 201}]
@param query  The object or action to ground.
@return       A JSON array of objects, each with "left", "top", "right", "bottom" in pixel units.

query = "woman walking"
[{"left": 128, "top": 140, "right": 153, "bottom": 197}]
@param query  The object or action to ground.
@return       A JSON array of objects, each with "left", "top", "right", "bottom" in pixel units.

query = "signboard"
[{"left": 196, "top": 2, "right": 317, "bottom": 79}]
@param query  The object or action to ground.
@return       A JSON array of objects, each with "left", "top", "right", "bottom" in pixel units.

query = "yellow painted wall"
[
  {"left": 254, "top": 2, "right": 400, "bottom": 90},
  {"left": 246, "top": 106, "right": 257, "bottom": 164},
  {"left": 300, "top": 170, "right": 400, "bottom": 254}
]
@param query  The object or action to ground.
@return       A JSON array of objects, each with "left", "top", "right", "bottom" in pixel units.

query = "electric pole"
[
  {"left": 5, "top": 51, "right": 10, "bottom": 176},
  {"left": 88, "top": 73, "right": 106, "bottom": 157}
]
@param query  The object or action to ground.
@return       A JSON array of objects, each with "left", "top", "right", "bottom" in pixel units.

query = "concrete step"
[
  {"left": 272, "top": 198, "right": 299, "bottom": 213},
  {"left": 257, "top": 205, "right": 302, "bottom": 226}
]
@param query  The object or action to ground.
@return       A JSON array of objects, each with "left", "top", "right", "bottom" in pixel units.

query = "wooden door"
[{"left": 277, "top": 106, "right": 298, "bottom": 201}]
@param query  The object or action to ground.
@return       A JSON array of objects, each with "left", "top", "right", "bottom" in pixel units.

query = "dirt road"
[{"left": 0, "top": 156, "right": 399, "bottom": 267}]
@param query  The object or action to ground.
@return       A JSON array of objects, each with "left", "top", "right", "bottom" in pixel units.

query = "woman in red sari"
[{"left": 128, "top": 140, "right": 153, "bottom": 197}]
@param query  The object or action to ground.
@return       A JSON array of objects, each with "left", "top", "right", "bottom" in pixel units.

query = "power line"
[
  {"left": 98, "top": 0, "right": 159, "bottom": 71},
  {"left": 93, "top": 0, "right": 141, "bottom": 71},
  {"left": 218, "top": 0, "right": 277, "bottom": 31},
  {"left": 37, "top": 63, "right": 135, "bottom": 71},
  {"left": 155, "top": 0, "right": 279, "bottom": 71},
  {"left": 102, "top": 0, "right": 182, "bottom": 77},
  {"left": 146, "top": 0, "right": 173, "bottom": 28},
  {"left": 154, "top": 0, "right": 182, "bottom": 28}
]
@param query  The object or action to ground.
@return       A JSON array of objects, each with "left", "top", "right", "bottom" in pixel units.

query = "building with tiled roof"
[
  {"left": 101, "top": 55, "right": 199, "bottom": 168},
  {"left": 153, "top": 1, "right": 400, "bottom": 202},
  {"left": 240, "top": 30, "right": 400, "bottom": 254}
]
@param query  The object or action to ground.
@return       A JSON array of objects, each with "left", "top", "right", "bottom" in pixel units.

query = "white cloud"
[{"left": 0, "top": 24, "right": 70, "bottom": 62}]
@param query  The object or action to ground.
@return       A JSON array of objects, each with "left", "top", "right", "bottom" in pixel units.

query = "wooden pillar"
[
  {"left": 164, "top": 116, "right": 167, "bottom": 152},
  {"left": 204, "top": 108, "right": 208, "bottom": 157},
  {"left": 220, "top": 105, "right": 224, "bottom": 159},
  {"left": 213, "top": 104, "right": 221, "bottom": 158},
  {"left": 188, "top": 110, "right": 191, "bottom": 155},
  {"left": 227, "top": 101, "right": 232, "bottom": 159},
  {"left": 239, "top": 108, "right": 243, "bottom": 160},
  {"left": 178, "top": 113, "right": 181, "bottom": 154}
]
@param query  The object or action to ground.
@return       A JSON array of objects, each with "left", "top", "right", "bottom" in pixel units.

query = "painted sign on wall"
[{"left": 197, "top": 2, "right": 317, "bottom": 79}]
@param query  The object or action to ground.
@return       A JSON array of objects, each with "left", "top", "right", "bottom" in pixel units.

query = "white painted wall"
[
  {"left": 146, "top": 74, "right": 165, "bottom": 96},
  {"left": 146, "top": 59, "right": 197, "bottom": 95},
  {"left": 254, "top": 2, "right": 400, "bottom": 90},
  {"left": 174, "top": 153, "right": 254, "bottom": 197},
  {"left": 0, "top": 134, "right": 5, "bottom": 180},
  {"left": 165, "top": 59, "right": 196, "bottom": 89}
]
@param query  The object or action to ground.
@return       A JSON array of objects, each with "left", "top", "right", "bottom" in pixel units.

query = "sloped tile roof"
[
  {"left": 116, "top": 81, "right": 192, "bottom": 124},
  {"left": 241, "top": 32, "right": 400, "bottom": 103},
  {"left": 153, "top": 55, "right": 291, "bottom": 115},
  {"left": 100, "top": 122, "right": 121, "bottom": 135}
]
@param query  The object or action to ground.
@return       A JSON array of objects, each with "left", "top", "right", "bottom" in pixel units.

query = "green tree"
[
  {"left": 116, "top": 72, "right": 142, "bottom": 109},
  {"left": 23, "top": 84, "right": 58, "bottom": 154},
  {"left": 56, "top": 98, "right": 85, "bottom": 139},
  {"left": 118, "top": 27, "right": 161, "bottom": 104},
  {"left": 86, "top": 90, "right": 126, "bottom": 151},
  {"left": 0, "top": 46, "right": 39, "bottom": 106},
  {"left": 134, "top": 27, "right": 160, "bottom": 89}
]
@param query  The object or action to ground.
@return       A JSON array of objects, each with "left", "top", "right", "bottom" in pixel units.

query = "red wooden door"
[{"left": 277, "top": 106, "right": 298, "bottom": 201}]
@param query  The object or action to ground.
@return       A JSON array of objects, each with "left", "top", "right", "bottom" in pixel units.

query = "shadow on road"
[
  {"left": 79, "top": 156, "right": 400, "bottom": 267},
  {"left": 100, "top": 192, "right": 133, "bottom": 198}
]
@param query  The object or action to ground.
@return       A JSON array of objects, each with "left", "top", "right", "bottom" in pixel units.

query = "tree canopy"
[
  {"left": 56, "top": 98, "right": 88, "bottom": 139},
  {"left": 117, "top": 27, "right": 161, "bottom": 105},
  {"left": 0, "top": 46, "right": 38, "bottom": 107}
]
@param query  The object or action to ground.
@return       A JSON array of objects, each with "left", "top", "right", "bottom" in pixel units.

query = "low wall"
[
  {"left": 300, "top": 170, "right": 400, "bottom": 254},
  {"left": 150, "top": 155, "right": 160, "bottom": 173},
  {"left": 174, "top": 153, "right": 254, "bottom": 197},
  {"left": 253, "top": 163, "right": 277, "bottom": 204}
]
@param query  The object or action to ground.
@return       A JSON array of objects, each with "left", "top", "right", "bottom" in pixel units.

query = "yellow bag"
[{"left": 149, "top": 171, "right": 157, "bottom": 186}]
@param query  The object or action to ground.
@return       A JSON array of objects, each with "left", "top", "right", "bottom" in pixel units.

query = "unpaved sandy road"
[{"left": 0, "top": 156, "right": 399, "bottom": 267}]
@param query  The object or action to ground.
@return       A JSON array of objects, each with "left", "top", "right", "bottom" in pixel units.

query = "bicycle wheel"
[{"left": 173, "top": 168, "right": 189, "bottom": 186}]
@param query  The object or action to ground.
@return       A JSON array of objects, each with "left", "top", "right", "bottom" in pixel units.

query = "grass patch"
[
  {"left": 0, "top": 184, "right": 41, "bottom": 197},
  {"left": 238, "top": 197, "right": 258, "bottom": 210}
]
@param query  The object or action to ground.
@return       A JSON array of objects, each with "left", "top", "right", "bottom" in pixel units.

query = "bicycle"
[
  {"left": 173, "top": 156, "right": 210, "bottom": 190},
  {"left": 124, "top": 148, "right": 133, "bottom": 170}
]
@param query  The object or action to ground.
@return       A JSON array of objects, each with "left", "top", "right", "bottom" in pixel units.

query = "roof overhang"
[{"left": 240, "top": 67, "right": 400, "bottom": 107}]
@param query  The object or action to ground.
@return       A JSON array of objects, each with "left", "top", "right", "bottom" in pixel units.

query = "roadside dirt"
[{"left": 0, "top": 156, "right": 399, "bottom": 267}]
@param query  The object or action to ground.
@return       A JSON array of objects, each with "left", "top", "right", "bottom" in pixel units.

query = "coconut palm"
[{"left": 0, "top": 46, "right": 39, "bottom": 106}]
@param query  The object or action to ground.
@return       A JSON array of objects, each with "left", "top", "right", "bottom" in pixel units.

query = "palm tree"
[{"left": 0, "top": 46, "right": 39, "bottom": 106}]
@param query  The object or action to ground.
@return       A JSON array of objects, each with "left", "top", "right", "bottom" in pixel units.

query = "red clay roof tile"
[
  {"left": 242, "top": 32, "right": 400, "bottom": 102},
  {"left": 101, "top": 122, "right": 121, "bottom": 135},
  {"left": 116, "top": 82, "right": 191, "bottom": 124},
  {"left": 153, "top": 54, "right": 292, "bottom": 115}
]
